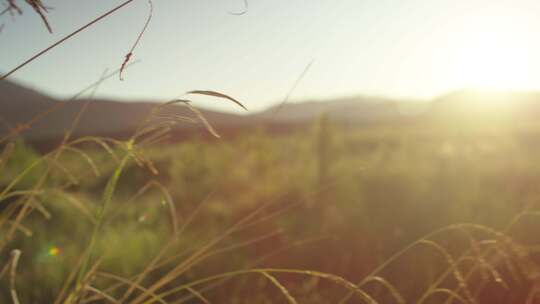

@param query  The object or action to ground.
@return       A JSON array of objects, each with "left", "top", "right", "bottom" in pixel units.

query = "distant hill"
[
  {"left": 6, "top": 80, "right": 540, "bottom": 148},
  {"left": 0, "top": 80, "right": 249, "bottom": 144},
  {"left": 0, "top": 80, "right": 57, "bottom": 133},
  {"left": 0, "top": 80, "right": 427, "bottom": 145},
  {"left": 255, "top": 96, "right": 428, "bottom": 124},
  {"left": 428, "top": 89, "right": 540, "bottom": 120}
]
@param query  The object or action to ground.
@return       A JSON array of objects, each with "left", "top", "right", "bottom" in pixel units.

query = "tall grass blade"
[{"left": 186, "top": 90, "right": 248, "bottom": 111}]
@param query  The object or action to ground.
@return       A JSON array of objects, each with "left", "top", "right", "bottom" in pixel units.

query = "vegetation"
[
  {"left": 2, "top": 106, "right": 540, "bottom": 302},
  {"left": 3, "top": 1, "right": 540, "bottom": 303}
]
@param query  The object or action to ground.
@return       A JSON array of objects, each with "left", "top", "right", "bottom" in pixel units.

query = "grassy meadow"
[
  {"left": 5, "top": 1, "right": 540, "bottom": 303},
  {"left": 2, "top": 108, "right": 540, "bottom": 303}
]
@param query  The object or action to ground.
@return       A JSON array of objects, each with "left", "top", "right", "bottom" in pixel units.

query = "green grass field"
[{"left": 2, "top": 110, "right": 540, "bottom": 303}]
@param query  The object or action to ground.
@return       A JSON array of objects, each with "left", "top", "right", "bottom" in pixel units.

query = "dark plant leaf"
[{"left": 186, "top": 90, "right": 248, "bottom": 111}]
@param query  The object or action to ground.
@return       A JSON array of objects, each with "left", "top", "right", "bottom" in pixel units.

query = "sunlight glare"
[{"left": 447, "top": 12, "right": 536, "bottom": 93}]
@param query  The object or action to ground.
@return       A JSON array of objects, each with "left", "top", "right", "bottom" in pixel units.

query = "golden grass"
[{"left": 2, "top": 2, "right": 540, "bottom": 302}]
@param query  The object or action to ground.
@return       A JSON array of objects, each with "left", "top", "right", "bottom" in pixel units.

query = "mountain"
[
  {"left": 255, "top": 97, "right": 399, "bottom": 123},
  {"left": 0, "top": 80, "right": 57, "bottom": 133},
  {"left": 428, "top": 89, "right": 540, "bottom": 119},
  {"left": 0, "top": 80, "right": 427, "bottom": 147},
  {"left": 0, "top": 80, "right": 249, "bottom": 145},
  {"left": 8, "top": 80, "right": 540, "bottom": 149}
]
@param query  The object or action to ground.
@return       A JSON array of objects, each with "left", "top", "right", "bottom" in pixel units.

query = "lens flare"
[{"left": 48, "top": 246, "right": 61, "bottom": 257}]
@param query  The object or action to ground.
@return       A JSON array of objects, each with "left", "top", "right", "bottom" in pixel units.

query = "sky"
[{"left": 2, "top": 0, "right": 540, "bottom": 112}]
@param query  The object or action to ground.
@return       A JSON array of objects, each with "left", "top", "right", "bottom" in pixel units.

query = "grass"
[
  {"left": 3, "top": 1, "right": 540, "bottom": 302},
  {"left": 3, "top": 94, "right": 540, "bottom": 302}
]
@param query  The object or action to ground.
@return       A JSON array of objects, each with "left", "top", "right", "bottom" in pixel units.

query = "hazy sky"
[{"left": 2, "top": 0, "right": 540, "bottom": 111}]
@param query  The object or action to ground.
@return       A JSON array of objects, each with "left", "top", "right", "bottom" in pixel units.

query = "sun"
[
  {"left": 446, "top": 12, "right": 537, "bottom": 92},
  {"left": 452, "top": 33, "right": 531, "bottom": 91}
]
